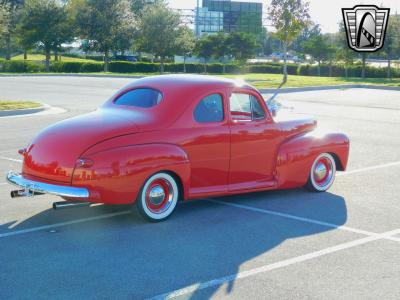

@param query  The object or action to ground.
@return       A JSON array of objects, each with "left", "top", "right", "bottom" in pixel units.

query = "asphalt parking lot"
[{"left": 0, "top": 76, "right": 399, "bottom": 299}]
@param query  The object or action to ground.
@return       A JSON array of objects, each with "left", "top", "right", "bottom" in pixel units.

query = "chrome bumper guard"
[{"left": 6, "top": 171, "right": 89, "bottom": 198}]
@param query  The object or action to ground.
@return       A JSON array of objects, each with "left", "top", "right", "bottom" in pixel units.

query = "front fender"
[
  {"left": 276, "top": 131, "right": 349, "bottom": 189},
  {"left": 72, "top": 144, "right": 190, "bottom": 204}
]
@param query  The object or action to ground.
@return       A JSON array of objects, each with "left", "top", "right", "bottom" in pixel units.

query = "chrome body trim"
[{"left": 6, "top": 171, "right": 89, "bottom": 198}]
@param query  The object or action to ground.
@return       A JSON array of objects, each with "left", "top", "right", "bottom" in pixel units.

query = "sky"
[{"left": 167, "top": 0, "right": 400, "bottom": 33}]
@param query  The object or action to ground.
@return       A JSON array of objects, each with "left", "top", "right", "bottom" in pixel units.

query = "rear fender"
[
  {"left": 72, "top": 144, "right": 190, "bottom": 204},
  {"left": 276, "top": 131, "right": 349, "bottom": 189}
]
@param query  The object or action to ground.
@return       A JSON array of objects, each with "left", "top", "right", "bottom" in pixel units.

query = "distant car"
[
  {"left": 7, "top": 75, "right": 349, "bottom": 222},
  {"left": 270, "top": 52, "right": 283, "bottom": 58},
  {"left": 114, "top": 55, "right": 137, "bottom": 62}
]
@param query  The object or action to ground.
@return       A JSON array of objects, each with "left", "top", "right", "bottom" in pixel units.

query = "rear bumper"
[{"left": 6, "top": 171, "right": 89, "bottom": 198}]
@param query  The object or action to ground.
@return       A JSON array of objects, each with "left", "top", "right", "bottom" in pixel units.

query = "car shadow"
[{"left": 0, "top": 188, "right": 347, "bottom": 299}]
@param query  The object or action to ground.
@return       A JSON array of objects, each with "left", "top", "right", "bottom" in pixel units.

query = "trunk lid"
[{"left": 22, "top": 109, "right": 138, "bottom": 183}]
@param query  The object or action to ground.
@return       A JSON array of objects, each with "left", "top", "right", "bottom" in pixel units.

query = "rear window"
[{"left": 114, "top": 88, "right": 162, "bottom": 108}]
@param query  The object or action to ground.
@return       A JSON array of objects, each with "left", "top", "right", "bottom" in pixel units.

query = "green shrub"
[
  {"left": 248, "top": 64, "right": 282, "bottom": 74},
  {"left": 48, "top": 61, "right": 103, "bottom": 73},
  {"left": 298, "top": 64, "right": 400, "bottom": 78},
  {"left": 185, "top": 63, "right": 206, "bottom": 73},
  {"left": 85, "top": 55, "right": 104, "bottom": 61},
  {"left": 206, "top": 63, "right": 224, "bottom": 73},
  {"left": 109, "top": 61, "right": 160, "bottom": 73},
  {"left": 2, "top": 58, "right": 399, "bottom": 78},
  {"left": 225, "top": 64, "right": 242, "bottom": 73},
  {"left": 50, "top": 62, "right": 81, "bottom": 73},
  {"left": 0, "top": 60, "right": 44, "bottom": 72},
  {"left": 26, "top": 62, "right": 45, "bottom": 73},
  {"left": 80, "top": 62, "right": 103, "bottom": 72},
  {"left": 61, "top": 53, "right": 85, "bottom": 59}
]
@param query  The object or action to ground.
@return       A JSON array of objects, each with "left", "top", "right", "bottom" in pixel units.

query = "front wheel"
[
  {"left": 136, "top": 172, "right": 179, "bottom": 222},
  {"left": 305, "top": 153, "right": 336, "bottom": 192}
]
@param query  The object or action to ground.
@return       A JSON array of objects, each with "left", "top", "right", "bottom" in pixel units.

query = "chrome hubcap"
[
  {"left": 148, "top": 185, "right": 165, "bottom": 206},
  {"left": 312, "top": 155, "right": 335, "bottom": 189},
  {"left": 314, "top": 162, "right": 328, "bottom": 181}
]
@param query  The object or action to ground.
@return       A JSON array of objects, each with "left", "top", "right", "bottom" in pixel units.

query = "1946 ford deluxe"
[{"left": 7, "top": 75, "right": 349, "bottom": 222}]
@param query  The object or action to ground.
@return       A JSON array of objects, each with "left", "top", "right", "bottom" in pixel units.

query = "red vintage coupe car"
[{"left": 7, "top": 75, "right": 349, "bottom": 221}]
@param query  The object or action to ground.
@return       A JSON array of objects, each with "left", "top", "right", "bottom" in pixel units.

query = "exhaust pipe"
[
  {"left": 11, "top": 190, "right": 44, "bottom": 198},
  {"left": 53, "top": 201, "right": 91, "bottom": 210}
]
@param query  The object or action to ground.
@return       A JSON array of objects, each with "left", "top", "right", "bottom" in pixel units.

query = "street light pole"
[{"left": 196, "top": 0, "right": 200, "bottom": 38}]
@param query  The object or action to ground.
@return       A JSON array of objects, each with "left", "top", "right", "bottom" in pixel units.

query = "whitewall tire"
[
  {"left": 306, "top": 153, "right": 336, "bottom": 192},
  {"left": 136, "top": 172, "right": 179, "bottom": 222}
]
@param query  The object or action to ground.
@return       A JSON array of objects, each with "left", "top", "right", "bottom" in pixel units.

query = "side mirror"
[{"left": 266, "top": 99, "right": 281, "bottom": 117}]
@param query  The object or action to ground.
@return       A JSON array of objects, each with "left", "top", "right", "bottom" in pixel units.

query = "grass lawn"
[
  {"left": 1, "top": 70, "right": 399, "bottom": 89},
  {"left": 220, "top": 73, "right": 400, "bottom": 89},
  {"left": 87, "top": 72, "right": 400, "bottom": 88},
  {"left": 11, "top": 54, "right": 96, "bottom": 63},
  {"left": 0, "top": 101, "right": 41, "bottom": 111}
]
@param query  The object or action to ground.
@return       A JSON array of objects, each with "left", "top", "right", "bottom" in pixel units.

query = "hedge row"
[
  {"left": 50, "top": 61, "right": 103, "bottom": 73},
  {"left": 0, "top": 59, "right": 398, "bottom": 78},
  {"left": 0, "top": 60, "right": 45, "bottom": 72},
  {"left": 297, "top": 64, "right": 400, "bottom": 78}
]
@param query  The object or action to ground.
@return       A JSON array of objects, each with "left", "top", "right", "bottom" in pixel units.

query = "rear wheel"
[
  {"left": 136, "top": 172, "right": 179, "bottom": 222},
  {"left": 306, "top": 153, "right": 336, "bottom": 192}
]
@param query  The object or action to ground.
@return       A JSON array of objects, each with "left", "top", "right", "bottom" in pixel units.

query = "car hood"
[
  {"left": 22, "top": 109, "right": 138, "bottom": 183},
  {"left": 274, "top": 111, "right": 317, "bottom": 139}
]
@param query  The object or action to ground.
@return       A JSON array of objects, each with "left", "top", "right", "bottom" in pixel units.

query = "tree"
[
  {"left": 211, "top": 32, "right": 229, "bottom": 73},
  {"left": 175, "top": 25, "right": 195, "bottom": 73},
  {"left": 268, "top": 0, "right": 310, "bottom": 84},
  {"left": 361, "top": 52, "right": 367, "bottom": 79},
  {"left": 136, "top": 2, "right": 181, "bottom": 73},
  {"left": 130, "top": 0, "right": 162, "bottom": 16},
  {"left": 195, "top": 34, "right": 214, "bottom": 73},
  {"left": 323, "top": 33, "right": 338, "bottom": 77},
  {"left": 0, "top": 0, "right": 23, "bottom": 60},
  {"left": 74, "top": 0, "right": 135, "bottom": 72},
  {"left": 303, "top": 33, "right": 335, "bottom": 76},
  {"left": 292, "top": 22, "right": 320, "bottom": 54},
  {"left": 336, "top": 22, "right": 356, "bottom": 78},
  {"left": 19, "top": 0, "right": 72, "bottom": 71},
  {"left": 0, "top": 5, "right": 6, "bottom": 34},
  {"left": 225, "top": 32, "right": 258, "bottom": 63},
  {"left": 383, "top": 15, "right": 400, "bottom": 78},
  {"left": 263, "top": 29, "right": 281, "bottom": 56}
]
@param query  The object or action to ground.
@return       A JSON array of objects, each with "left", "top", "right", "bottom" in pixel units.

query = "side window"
[
  {"left": 193, "top": 94, "right": 224, "bottom": 123},
  {"left": 251, "top": 95, "right": 265, "bottom": 120},
  {"left": 114, "top": 88, "right": 162, "bottom": 108},
  {"left": 229, "top": 93, "right": 252, "bottom": 120},
  {"left": 230, "top": 93, "right": 266, "bottom": 121}
]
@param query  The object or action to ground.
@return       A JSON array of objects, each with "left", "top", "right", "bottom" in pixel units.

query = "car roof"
[
  {"left": 124, "top": 74, "right": 254, "bottom": 90},
  {"left": 104, "top": 74, "right": 258, "bottom": 129}
]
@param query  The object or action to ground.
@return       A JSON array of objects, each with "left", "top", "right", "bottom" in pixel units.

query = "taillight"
[{"left": 76, "top": 158, "right": 94, "bottom": 168}]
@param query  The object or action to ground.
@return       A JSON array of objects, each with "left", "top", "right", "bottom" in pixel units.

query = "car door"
[
  {"left": 178, "top": 91, "right": 231, "bottom": 197},
  {"left": 228, "top": 89, "right": 280, "bottom": 191}
]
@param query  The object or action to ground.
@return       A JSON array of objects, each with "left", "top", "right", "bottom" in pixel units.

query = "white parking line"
[
  {"left": 0, "top": 156, "right": 22, "bottom": 163},
  {"left": 0, "top": 182, "right": 7, "bottom": 186},
  {"left": 0, "top": 210, "right": 131, "bottom": 238},
  {"left": 337, "top": 161, "right": 400, "bottom": 176},
  {"left": 0, "top": 160, "right": 399, "bottom": 240},
  {"left": 148, "top": 229, "right": 400, "bottom": 300},
  {"left": 208, "top": 199, "right": 377, "bottom": 237},
  {"left": 208, "top": 200, "right": 400, "bottom": 243}
]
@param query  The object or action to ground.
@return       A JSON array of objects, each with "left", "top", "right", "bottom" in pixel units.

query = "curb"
[
  {"left": 0, "top": 104, "right": 47, "bottom": 117},
  {"left": 258, "top": 84, "right": 400, "bottom": 94}
]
